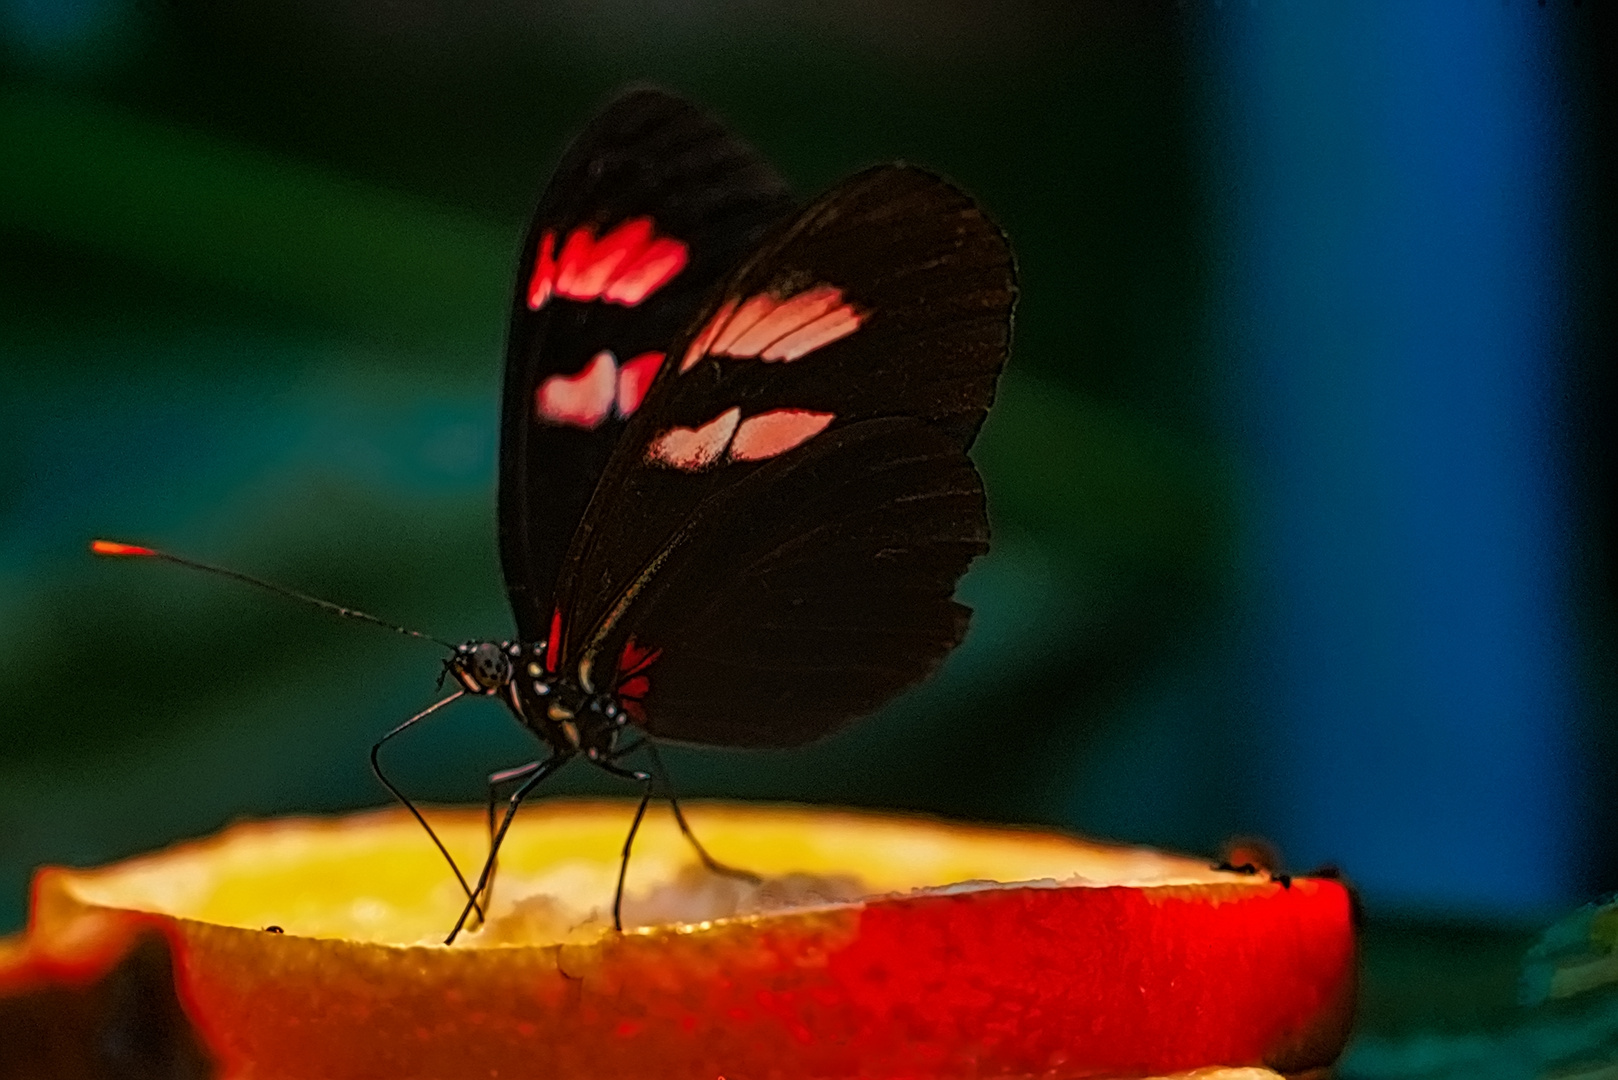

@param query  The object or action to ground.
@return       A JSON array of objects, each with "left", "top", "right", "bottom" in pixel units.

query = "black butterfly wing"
[
  {"left": 497, "top": 89, "right": 792, "bottom": 640},
  {"left": 602, "top": 417, "right": 987, "bottom": 746},
  {"left": 551, "top": 165, "right": 1015, "bottom": 746}
]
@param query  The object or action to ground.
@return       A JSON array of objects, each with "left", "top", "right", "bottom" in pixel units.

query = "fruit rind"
[{"left": 21, "top": 802, "right": 1357, "bottom": 1080}]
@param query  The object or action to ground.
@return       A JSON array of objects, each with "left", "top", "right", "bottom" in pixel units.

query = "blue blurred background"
[{"left": 1, "top": 0, "right": 1613, "bottom": 963}]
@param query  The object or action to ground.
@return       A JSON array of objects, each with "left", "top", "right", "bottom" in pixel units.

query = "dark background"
[{"left": 2, "top": 0, "right": 1613, "bottom": 1017}]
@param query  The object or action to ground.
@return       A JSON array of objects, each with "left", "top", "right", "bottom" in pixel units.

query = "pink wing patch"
[
  {"left": 680, "top": 298, "right": 738, "bottom": 372},
  {"left": 646, "top": 407, "right": 741, "bottom": 471},
  {"left": 526, "top": 218, "right": 688, "bottom": 311},
  {"left": 602, "top": 242, "right": 687, "bottom": 305},
  {"left": 615, "top": 352, "right": 664, "bottom": 418},
  {"left": 647, "top": 407, "right": 837, "bottom": 470},
  {"left": 760, "top": 306, "right": 863, "bottom": 362},
  {"left": 730, "top": 409, "right": 836, "bottom": 462},
  {"left": 536, "top": 351, "right": 616, "bottom": 428},
  {"left": 537, "top": 350, "right": 667, "bottom": 427},
  {"left": 680, "top": 286, "right": 863, "bottom": 372}
]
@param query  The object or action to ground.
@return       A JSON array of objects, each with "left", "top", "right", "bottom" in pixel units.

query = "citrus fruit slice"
[{"left": 21, "top": 801, "right": 1355, "bottom": 1079}]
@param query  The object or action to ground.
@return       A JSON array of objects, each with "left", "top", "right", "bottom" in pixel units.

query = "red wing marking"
[
  {"left": 646, "top": 406, "right": 836, "bottom": 469},
  {"left": 525, "top": 232, "right": 558, "bottom": 309},
  {"left": 90, "top": 540, "right": 156, "bottom": 557},
  {"left": 616, "top": 637, "right": 661, "bottom": 724},
  {"left": 729, "top": 409, "right": 836, "bottom": 462},
  {"left": 726, "top": 286, "right": 844, "bottom": 356},
  {"left": 602, "top": 239, "right": 688, "bottom": 305},
  {"left": 646, "top": 407, "right": 741, "bottom": 471},
  {"left": 538, "top": 350, "right": 667, "bottom": 427},
  {"left": 536, "top": 350, "right": 617, "bottom": 428},
  {"left": 556, "top": 218, "right": 651, "bottom": 299},
  {"left": 553, "top": 226, "right": 602, "bottom": 298},
  {"left": 679, "top": 286, "right": 863, "bottom": 372},
  {"left": 526, "top": 218, "right": 688, "bottom": 311},
  {"left": 545, "top": 608, "right": 563, "bottom": 673},
  {"left": 709, "top": 294, "right": 778, "bottom": 355},
  {"left": 619, "top": 637, "right": 662, "bottom": 679},
  {"left": 615, "top": 352, "right": 664, "bottom": 418},
  {"left": 759, "top": 305, "right": 863, "bottom": 362},
  {"left": 681, "top": 298, "right": 737, "bottom": 372}
]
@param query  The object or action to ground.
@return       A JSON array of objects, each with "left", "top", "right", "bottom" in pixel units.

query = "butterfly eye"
[{"left": 459, "top": 642, "right": 510, "bottom": 691}]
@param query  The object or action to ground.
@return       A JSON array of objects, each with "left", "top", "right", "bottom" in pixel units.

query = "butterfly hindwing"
[
  {"left": 604, "top": 418, "right": 987, "bottom": 746},
  {"left": 549, "top": 166, "right": 1015, "bottom": 745},
  {"left": 497, "top": 89, "right": 792, "bottom": 640}
]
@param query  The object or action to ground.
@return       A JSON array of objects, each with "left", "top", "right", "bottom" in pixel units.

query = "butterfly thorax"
[{"left": 447, "top": 640, "right": 630, "bottom": 758}]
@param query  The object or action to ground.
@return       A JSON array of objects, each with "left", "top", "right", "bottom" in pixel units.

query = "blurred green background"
[
  {"left": 2, "top": 3, "right": 1236, "bottom": 921},
  {"left": 3, "top": 3, "right": 1617, "bottom": 1070}
]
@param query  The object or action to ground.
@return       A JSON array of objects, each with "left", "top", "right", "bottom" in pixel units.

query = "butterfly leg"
[
  {"left": 369, "top": 691, "right": 484, "bottom": 921},
  {"left": 644, "top": 743, "right": 761, "bottom": 885},
  {"left": 474, "top": 760, "right": 543, "bottom": 929},
  {"left": 589, "top": 758, "right": 655, "bottom": 931},
  {"left": 445, "top": 752, "right": 569, "bottom": 945}
]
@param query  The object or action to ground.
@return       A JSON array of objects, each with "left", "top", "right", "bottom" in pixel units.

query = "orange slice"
[{"left": 17, "top": 801, "right": 1356, "bottom": 1079}]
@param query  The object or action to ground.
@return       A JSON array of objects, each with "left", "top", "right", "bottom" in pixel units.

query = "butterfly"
[
  {"left": 436, "top": 87, "right": 1016, "bottom": 939},
  {"left": 97, "top": 88, "right": 1015, "bottom": 942}
]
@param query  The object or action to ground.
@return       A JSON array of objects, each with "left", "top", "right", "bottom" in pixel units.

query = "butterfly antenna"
[{"left": 91, "top": 539, "right": 456, "bottom": 650}]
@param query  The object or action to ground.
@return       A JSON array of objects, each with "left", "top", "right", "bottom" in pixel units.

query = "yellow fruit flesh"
[{"left": 52, "top": 800, "right": 1236, "bottom": 946}]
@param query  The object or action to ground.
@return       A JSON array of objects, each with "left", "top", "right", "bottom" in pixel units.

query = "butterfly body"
[{"left": 446, "top": 639, "right": 630, "bottom": 763}]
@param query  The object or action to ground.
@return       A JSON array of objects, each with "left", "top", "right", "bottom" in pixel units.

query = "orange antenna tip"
[{"left": 91, "top": 539, "right": 156, "bottom": 557}]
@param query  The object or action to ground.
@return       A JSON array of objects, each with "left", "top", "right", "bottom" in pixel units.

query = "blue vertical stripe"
[{"left": 1212, "top": 3, "right": 1577, "bottom": 914}]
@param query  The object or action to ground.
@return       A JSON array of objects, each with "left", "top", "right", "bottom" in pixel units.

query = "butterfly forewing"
[
  {"left": 613, "top": 419, "right": 988, "bottom": 746},
  {"left": 655, "top": 165, "right": 1013, "bottom": 454},
  {"left": 498, "top": 89, "right": 792, "bottom": 640},
  {"left": 547, "top": 166, "right": 1015, "bottom": 746}
]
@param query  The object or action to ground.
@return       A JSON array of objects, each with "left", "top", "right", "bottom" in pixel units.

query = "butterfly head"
[{"left": 447, "top": 640, "right": 515, "bottom": 695}]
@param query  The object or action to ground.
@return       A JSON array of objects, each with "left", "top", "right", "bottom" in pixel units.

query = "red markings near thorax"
[
  {"left": 545, "top": 608, "right": 563, "bottom": 673},
  {"left": 537, "top": 351, "right": 666, "bottom": 429},
  {"left": 616, "top": 637, "right": 662, "bottom": 722},
  {"left": 647, "top": 408, "right": 835, "bottom": 471},
  {"left": 681, "top": 285, "right": 863, "bottom": 372},
  {"left": 527, "top": 218, "right": 688, "bottom": 311}
]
